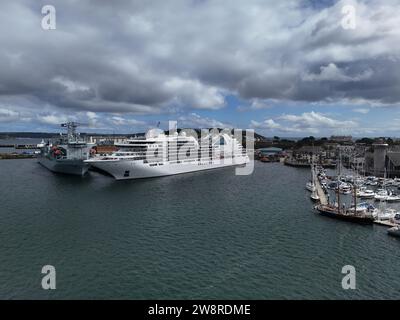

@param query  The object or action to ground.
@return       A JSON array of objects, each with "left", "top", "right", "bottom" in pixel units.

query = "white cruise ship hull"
[
  {"left": 88, "top": 156, "right": 249, "bottom": 180},
  {"left": 38, "top": 156, "right": 90, "bottom": 176}
]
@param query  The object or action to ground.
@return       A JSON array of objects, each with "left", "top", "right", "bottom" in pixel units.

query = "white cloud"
[
  {"left": 163, "top": 78, "right": 225, "bottom": 110},
  {"left": 279, "top": 111, "right": 357, "bottom": 128},
  {"left": 38, "top": 114, "right": 69, "bottom": 126},
  {"left": 353, "top": 108, "right": 370, "bottom": 114},
  {"left": 0, "top": 108, "right": 19, "bottom": 123},
  {"left": 302, "top": 63, "right": 373, "bottom": 82},
  {"left": 251, "top": 119, "right": 281, "bottom": 130},
  {"left": 52, "top": 76, "right": 91, "bottom": 93},
  {"left": 86, "top": 111, "right": 101, "bottom": 128},
  {"left": 251, "top": 111, "right": 358, "bottom": 135},
  {"left": 1, "top": 0, "right": 400, "bottom": 132},
  {"left": 237, "top": 99, "right": 271, "bottom": 112},
  {"left": 178, "top": 113, "right": 231, "bottom": 128},
  {"left": 110, "top": 116, "right": 146, "bottom": 127}
]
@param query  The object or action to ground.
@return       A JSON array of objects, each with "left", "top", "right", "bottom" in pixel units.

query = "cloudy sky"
[{"left": 1, "top": 0, "right": 400, "bottom": 136}]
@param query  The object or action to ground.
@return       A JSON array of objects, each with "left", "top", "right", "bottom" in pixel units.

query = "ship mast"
[
  {"left": 353, "top": 182, "right": 357, "bottom": 216},
  {"left": 337, "top": 149, "right": 341, "bottom": 214},
  {"left": 61, "top": 122, "right": 79, "bottom": 143},
  {"left": 353, "top": 151, "right": 357, "bottom": 215}
]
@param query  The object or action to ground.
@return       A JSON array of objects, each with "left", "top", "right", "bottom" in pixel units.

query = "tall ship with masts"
[
  {"left": 315, "top": 152, "right": 375, "bottom": 224},
  {"left": 37, "top": 122, "right": 95, "bottom": 176},
  {"left": 85, "top": 128, "right": 249, "bottom": 180}
]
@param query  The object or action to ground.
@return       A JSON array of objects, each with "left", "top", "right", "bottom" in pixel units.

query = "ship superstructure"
[{"left": 86, "top": 128, "right": 249, "bottom": 180}]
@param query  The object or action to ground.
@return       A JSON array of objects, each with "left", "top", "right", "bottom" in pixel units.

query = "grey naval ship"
[{"left": 37, "top": 122, "right": 96, "bottom": 176}]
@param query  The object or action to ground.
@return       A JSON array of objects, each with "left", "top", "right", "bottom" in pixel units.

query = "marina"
[{"left": 308, "top": 164, "right": 400, "bottom": 231}]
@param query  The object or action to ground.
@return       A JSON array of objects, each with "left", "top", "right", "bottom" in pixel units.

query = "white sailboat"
[
  {"left": 388, "top": 226, "right": 400, "bottom": 238},
  {"left": 356, "top": 188, "right": 375, "bottom": 199},
  {"left": 306, "top": 182, "right": 316, "bottom": 192},
  {"left": 310, "top": 188, "right": 320, "bottom": 201}
]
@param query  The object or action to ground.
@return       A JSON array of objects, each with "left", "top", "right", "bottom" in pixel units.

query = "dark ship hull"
[
  {"left": 316, "top": 205, "right": 374, "bottom": 225},
  {"left": 38, "top": 156, "right": 90, "bottom": 176}
]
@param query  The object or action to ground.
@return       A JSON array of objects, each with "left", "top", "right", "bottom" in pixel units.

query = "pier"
[
  {"left": 312, "top": 166, "right": 328, "bottom": 205},
  {"left": 373, "top": 220, "right": 397, "bottom": 227},
  {"left": 285, "top": 158, "right": 336, "bottom": 169}
]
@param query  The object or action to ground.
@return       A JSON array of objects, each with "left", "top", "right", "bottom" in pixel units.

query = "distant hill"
[
  {"left": 0, "top": 132, "right": 132, "bottom": 139},
  {"left": 0, "top": 129, "right": 268, "bottom": 141}
]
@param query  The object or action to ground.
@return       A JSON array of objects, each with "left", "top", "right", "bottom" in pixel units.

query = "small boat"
[
  {"left": 310, "top": 189, "right": 320, "bottom": 202},
  {"left": 356, "top": 189, "right": 375, "bottom": 199},
  {"left": 327, "top": 181, "right": 338, "bottom": 190},
  {"left": 339, "top": 182, "right": 352, "bottom": 194},
  {"left": 350, "top": 202, "right": 376, "bottom": 212},
  {"left": 340, "top": 187, "right": 352, "bottom": 195},
  {"left": 306, "top": 181, "right": 316, "bottom": 192},
  {"left": 386, "top": 179, "right": 395, "bottom": 186},
  {"left": 392, "top": 213, "right": 400, "bottom": 224},
  {"left": 375, "top": 208, "right": 398, "bottom": 221},
  {"left": 387, "top": 195, "right": 400, "bottom": 202},
  {"left": 386, "top": 194, "right": 400, "bottom": 202},
  {"left": 387, "top": 226, "right": 400, "bottom": 238},
  {"left": 374, "top": 189, "right": 390, "bottom": 201}
]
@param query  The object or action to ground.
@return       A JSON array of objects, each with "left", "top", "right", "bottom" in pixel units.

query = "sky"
[{"left": 1, "top": 0, "right": 400, "bottom": 137}]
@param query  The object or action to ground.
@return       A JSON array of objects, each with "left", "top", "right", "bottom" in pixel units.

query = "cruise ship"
[
  {"left": 85, "top": 128, "right": 249, "bottom": 180},
  {"left": 38, "top": 122, "right": 96, "bottom": 176}
]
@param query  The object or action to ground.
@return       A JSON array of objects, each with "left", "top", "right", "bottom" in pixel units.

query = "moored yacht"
[
  {"left": 387, "top": 226, "right": 400, "bottom": 238},
  {"left": 306, "top": 181, "right": 316, "bottom": 192},
  {"left": 374, "top": 189, "right": 390, "bottom": 201},
  {"left": 310, "top": 189, "right": 320, "bottom": 202},
  {"left": 375, "top": 208, "right": 398, "bottom": 221},
  {"left": 356, "top": 188, "right": 375, "bottom": 199}
]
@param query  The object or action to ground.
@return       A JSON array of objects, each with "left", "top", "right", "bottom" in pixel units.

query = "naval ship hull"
[
  {"left": 38, "top": 157, "right": 90, "bottom": 176},
  {"left": 87, "top": 156, "right": 249, "bottom": 180}
]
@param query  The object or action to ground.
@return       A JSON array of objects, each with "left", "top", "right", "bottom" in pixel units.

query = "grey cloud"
[{"left": 1, "top": 0, "right": 400, "bottom": 122}]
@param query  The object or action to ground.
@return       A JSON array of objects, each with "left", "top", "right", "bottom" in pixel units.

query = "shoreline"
[{"left": 0, "top": 154, "right": 37, "bottom": 160}]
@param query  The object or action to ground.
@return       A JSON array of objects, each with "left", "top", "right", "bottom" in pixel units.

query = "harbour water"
[{"left": 0, "top": 159, "right": 400, "bottom": 299}]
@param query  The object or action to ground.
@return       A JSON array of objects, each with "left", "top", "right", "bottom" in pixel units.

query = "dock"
[
  {"left": 285, "top": 159, "right": 336, "bottom": 169},
  {"left": 373, "top": 220, "right": 397, "bottom": 227},
  {"left": 312, "top": 166, "right": 328, "bottom": 205}
]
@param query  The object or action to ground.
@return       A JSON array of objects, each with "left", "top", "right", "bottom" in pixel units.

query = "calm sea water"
[{"left": 0, "top": 159, "right": 399, "bottom": 299}]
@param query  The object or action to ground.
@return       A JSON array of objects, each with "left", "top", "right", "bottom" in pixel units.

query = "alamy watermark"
[
  {"left": 341, "top": 4, "right": 357, "bottom": 30},
  {"left": 41, "top": 5, "right": 56, "bottom": 30},
  {"left": 341, "top": 265, "right": 356, "bottom": 290},
  {"left": 133, "top": 121, "right": 254, "bottom": 176},
  {"left": 41, "top": 265, "right": 56, "bottom": 290}
]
